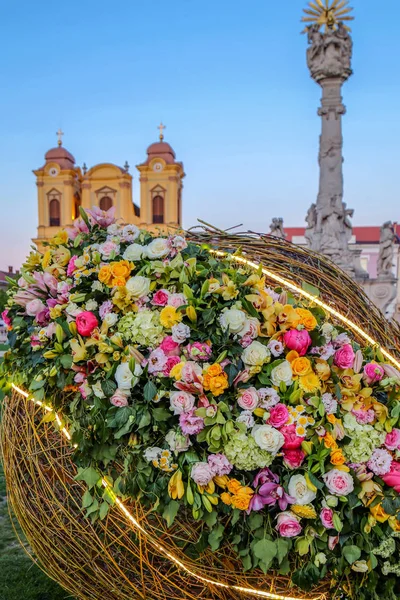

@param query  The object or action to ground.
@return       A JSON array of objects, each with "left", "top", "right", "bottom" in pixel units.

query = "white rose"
[
  {"left": 125, "top": 276, "right": 151, "bottom": 299},
  {"left": 251, "top": 424, "right": 284, "bottom": 455},
  {"left": 241, "top": 341, "right": 271, "bottom": 366},
  {"left": 238, "top": 317, "right": 260, "bottom": 339},
  {"left": 165, "top": 430, "right": 191, "bottom": 453},
  {"left": 66, "top": 302, "right": 81, "bottom": 317},
  {"left": 85, "top": 299, "right": 98, "bottom": 311},
  {"left": 219, "top": 308, "right": 247, "bottom": 334},
  {"left": 123, "top": 243, "right": 146, "bottom": 261},
  {"left": 115, "top": 362, "right": 143, "bottom": 390},
  {"left": 288, "top": 474, "right": 317, "bottom": 506},
  {"left": 92, "top": 381, "right": 105, "bottom": 399},
  {"left": 171, "top": 323, "right": 191, "bottom": 343},
  {"left": 104, "top": 313, "right": 118, "bottom": 327},
  {"left": 144, "top": 447, "right": 162, "bottom": 462},
  {"left": 271, "top": 360, "right": 293, "bottom": 386},
  {"left": 146, "top": 238, "right": 170, "bottom": 259}
]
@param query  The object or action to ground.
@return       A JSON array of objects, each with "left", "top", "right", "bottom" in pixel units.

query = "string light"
[{"left": 11, "top": 384, "right": 323, "bottom": 600}]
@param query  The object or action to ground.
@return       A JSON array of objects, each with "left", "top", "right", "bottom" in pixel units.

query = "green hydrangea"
[
  {"left": 373, "top": 538, "right": 396, "bottom": 559},
  {"left": 118, "top": 310, "right": 163, "bottom": 347},
  {"left": 343, "top": 416, "right": 385, "bottom": 464},
  {"left": 224, "top": 432, "right": 273, "bottom": 471}
]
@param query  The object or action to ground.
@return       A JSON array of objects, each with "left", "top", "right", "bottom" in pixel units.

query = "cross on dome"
[
  {"left": 56, "top": 128, "right": 64, "bottom": 146},
  {"left": 157, "top": 122, "right": 166, "bottom": 141}
]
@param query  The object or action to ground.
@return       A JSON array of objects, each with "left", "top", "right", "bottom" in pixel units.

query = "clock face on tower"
[
  {"left": 152, "top": 162, "right": 163, "bottom": 173},
  {"left": 49, "top": 167, "right": 59, "bottom": 177}
]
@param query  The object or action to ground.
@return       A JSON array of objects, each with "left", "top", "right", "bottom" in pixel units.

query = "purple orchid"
[
  {"left": 249, "top": 468, "right": 295, "bottom": 512},
  {"left": 86, "top": 206, "right": 116, "bottom": 228}
]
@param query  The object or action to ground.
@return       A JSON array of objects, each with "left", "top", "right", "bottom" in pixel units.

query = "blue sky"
[{"left": 1, "top": 0, "right": 399, "bottom": 270}]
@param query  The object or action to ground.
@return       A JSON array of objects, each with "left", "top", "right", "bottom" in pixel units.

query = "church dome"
[
  {"left": 146, "top": 141, "right": 176, "bottom": 164},
  {"left": 45, "top": 145, "right": 76, "bottom": 170}
]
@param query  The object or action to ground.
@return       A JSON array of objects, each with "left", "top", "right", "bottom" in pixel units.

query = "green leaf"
[
  {"left": 152, "top": 406, "right": 171, "bottom": 421},
  {"left": 276, "top": 539, "right": 289, "bottom": 565},
  {"left": 138, "top": 411, "right": 151, "bottom": 429},
  {"left": 144, "top": 380, "right": 157, "bottom": 402},
  {"left": 248, "top": 513, "right": 263, "bottom": 531},
  {"left": 208, "top": 524, "right": 225, "bottom": 551},
  {"left": 40, "top": 411, "right": 56, "bottom": 424},
  {"left": 241, "top": 298, "right": 259, "bottom": 319},
  {"left": 203, "top": 511, "right": 218, "bottom": 529},
  {"left": 343, "top": 545, "right": 362, "bottom": 565},
  {"left": 60, "top": 354, "right": 73, "bottom": 369},
  {"left": 101, "top": 379, "right": 117, "bottom": 398},
  {"left": 242, "top": 554, "right": 252, "bottom": 571},
  {"left": 308, "top": 472, "right": 324, "bottom": 491},
  {"left": 79, "top": 206, "right": 91, "bottom": 227},
  {"left": 253, "top": 539, "right": 277, "bottom": 574},
  {"left": 382, "top": 497, "right": 397, "bottom": 516},
  {"left": 302, "top": 282, "right": 320, "bottom": 298},
  {"left": 75, "top": 466, "right": 102, "bottom": 489},
  {"left": 82, "top": 490, "right": 93, "bottom": 509},
  {"left": 114, "top": 415, "right": 135, "bottom": 439},
  {"left": 99, "top": 502, "right": 110, "bottom": 520},
  {"left": 162, "top": 500, "right": 180, "bottom": 527},
  {"left": 85, "top": 498, "right": 99, "bottom": 517}
]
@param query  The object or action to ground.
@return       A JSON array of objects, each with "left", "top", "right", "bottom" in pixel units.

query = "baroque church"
[{"left": 33, "top": 126, "right": 185, "bottom": 252}]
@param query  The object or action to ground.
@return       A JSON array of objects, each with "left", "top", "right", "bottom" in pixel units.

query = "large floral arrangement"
[{"left": 2, "top": 206, "right": 400, "bottom": 599}]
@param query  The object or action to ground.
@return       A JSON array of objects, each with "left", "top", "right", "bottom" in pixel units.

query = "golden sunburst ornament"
[{"left": 302, "top": 0, "right": 354, "bottom": 32}]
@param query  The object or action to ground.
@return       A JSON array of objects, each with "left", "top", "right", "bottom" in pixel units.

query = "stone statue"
[
  {"left": 306, "top": 22, "right": 353, "bottom": 82},
  {"left": 378, "top": 222, "right": 397, "bottom": 278},
  {"left": 269, "top": 218, "right": 286, "bottom": 239}
]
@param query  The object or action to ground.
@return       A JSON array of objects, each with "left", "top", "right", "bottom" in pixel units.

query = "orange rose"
[
  {"left": 292, "top": 357, "right": 312, "bottom": 376},
  {"left": 98, "top": 265, "right": 112, "bottom": 285},
  {"left": 226, "top": 479, "right": 242, "bottom": 494},
  {"left": 330, "top": 449, "right": 346, "bottom": 466},
  {"left": 231, "top": 492, "right": 252, "bottom": 511},
  {"left": 286, "top": 350, "right": 300, "bottom": 363},
  {"left": 111, "top": 260, "right": 132, "bottom": 279},
  {"left": 220, "top": 492, "right": 232, "bottom": 506},
  {"left": 323, "top": 432, "right": 338, "bottom": 450},
  {"left": 207, "top": 364, "right": 223, "bottom": 377},
  {"left": 112, "top": 276, "right": 128, "bottom": 287},
  {"left": 295, "top": 308, "right": 318, "bottom": 331}
]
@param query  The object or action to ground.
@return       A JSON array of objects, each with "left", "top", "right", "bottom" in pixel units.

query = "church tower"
[
  {"left": 33, "top": 130, "right": 82, "bottom": 252},
  {"left": 136, "top": 124, "right": 185, "bottom": 233}
]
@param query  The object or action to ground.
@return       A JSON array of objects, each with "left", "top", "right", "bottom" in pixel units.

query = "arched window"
[
  {"left": 152, "top": 195, "right": 164, "bottom": 224},
  {"left": 99, "top": 196, "right": 113, "bottom": 211},
  {"left": 49, "top": 199, "right": 60, "bottom": 227}
]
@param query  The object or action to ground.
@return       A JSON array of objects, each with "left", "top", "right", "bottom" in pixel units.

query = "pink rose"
[
  {"left": 280, "top": 424, "right": 304, "bottom": 450},
  {"left": 110, "top": 389, "right": 129, "bottom": 407},
  {"left": 283, "top": 448, "right": 306, "bottom": 469},
  {"left": 320, "top": 507, "right": 335, "bottom": 529},
  {"left": 169, "top": 391, "right": 195, "bottom": 415},
  {"left": 100, "top": 240, "right": 119, "bottom": 258},
  {"left": 363, "top": 362, "right": 385, "bottom": 385},
  {"left": 382, "top": 461, "right": 400, "bottom": 493},
  {"left": 168, "top": 293, "right": 186, "bottom": 308},
  {"left": 334, "top": 344, "right": 355, "bottom": 369},
  {"left": 385, "top": 429, "right": 400, "bottom": 451},
  {"left": 275, "top": 512, "right": 302, "bottom": 538},
  {"left": 164, "top": 356, "right": 181, "bottom": 377},
  {"left": 160, "top": 336, "right": 180, "bottom": 356},
  {"left": 323, "top": 469, "right": 354, "bottom": 496},
  {"left": 191, "top": 462, "right": 214, "bottom": 486},
  {"left": 268, "top": 403, "right": 289, "bottom": 429},
  {"left": 185, "top": 342, "right": 212, "bottom": 361},
  {"left": 26, "top": 299, "right": 46, "bottom": 317},
  {"left": 76, "top": 311, "right": 99, "bottom": 337},
  {"left": 283, "top": 329, "right": 311, "bottom": 357},
  {"left": 237, "top": 387, "right": 259, "bottom": 411},
  {"left": 152, "top": 289, "right": 170, "bottom": 306},
  {"left": 67, "top": 255, "right": 79, "bottom": 277}
]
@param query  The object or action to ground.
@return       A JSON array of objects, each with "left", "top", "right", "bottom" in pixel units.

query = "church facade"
[{"left": 33, "top": 127, "right": 185, "bottom": 252}]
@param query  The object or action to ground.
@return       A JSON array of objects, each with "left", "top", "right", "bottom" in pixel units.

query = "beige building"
[{"left": 33, "top": 127, "right": 185, "bottom": 251}]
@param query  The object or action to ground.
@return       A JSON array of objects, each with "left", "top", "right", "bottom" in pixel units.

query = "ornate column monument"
[{"left": 302, "top": 1, "right": 365, "bottom": 277}]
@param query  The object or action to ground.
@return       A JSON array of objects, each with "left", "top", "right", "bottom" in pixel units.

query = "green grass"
[{"left": 0, "top": 391, "right": 73, "bottom": 600}]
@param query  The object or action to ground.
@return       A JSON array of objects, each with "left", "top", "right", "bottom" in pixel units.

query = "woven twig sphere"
[{"left": 2, "top": 231, "right": 400, "bottom": 600}]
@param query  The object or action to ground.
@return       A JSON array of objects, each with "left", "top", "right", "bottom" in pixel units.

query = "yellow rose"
[
  {"left": 295, "top": 308, "right": 318, "bottom": 331},
  {"left": 98, "top": 265, "right": 113, "bottom": 285},
  {"left": 51, "top": 230, "right": 68, "bottom": 246},
  {"left": 206, "top": 364, "right": 223, "bottom": 377},
  {"left": 226, "top": 479, "right": 242, "bottom": 494},
  {"left": 299, "top": 372, "right": 321, "bottom": 393},
  {"left": 52, "top": 246, "right": 71, "bottom": 266},
  {"left": 110, "top": 260, "right": 132, "bottom": 279},
  {"left": 112, "top": 276, "right": 127, "bottom": 287},
  {"left": 160, "top": 306, "right": 182, "bottom": 329},
  {"left": 330, "top": 449, "right": 346, "bottom": 466},
  {"left": 315, "top": 359, "right": 331, "bottom": 381},
  {"left": 286, "top": 350, "right": 300, "bottom": 363},
  {"left": 292, "top": 357, "right": 312, "bottom": 376},
  {"left": 323, "top": 432, "right": 338, "bottom": 450}
]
